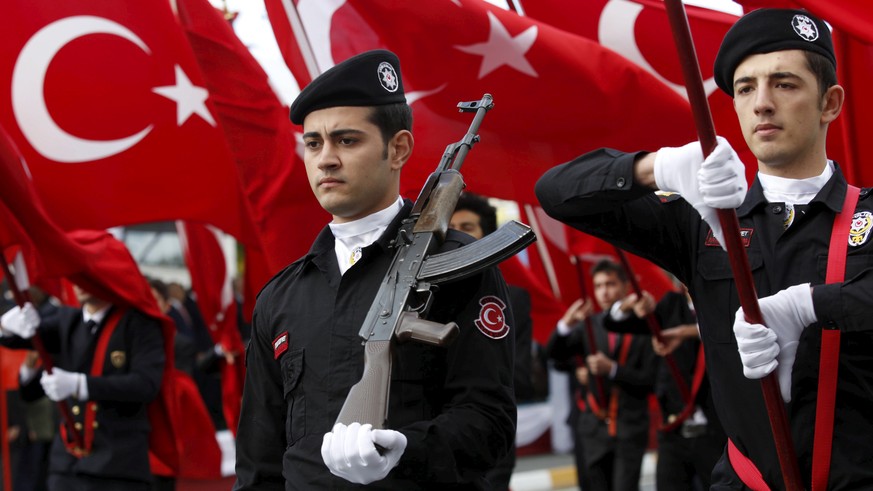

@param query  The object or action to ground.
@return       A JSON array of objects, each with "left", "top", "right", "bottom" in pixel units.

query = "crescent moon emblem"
[
  {"left": 11, "top": 15, "right": 153, "bottom": 163},
  {"left": 483, "top": 307, "right": 500, "bottom": 326},
  {"left": 598, "top": 0, "right": 718, "bottom": 100}
]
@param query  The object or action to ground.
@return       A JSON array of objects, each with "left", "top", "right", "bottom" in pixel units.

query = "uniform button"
[
  {"left": 616, "top": 177, "right": 626, "bottom": 188},
  {"left": 74, "top": 422, "right": 83, "bottom": 431},
  {"left": 91, "top": 404, "right": 98, "bottom": 412},
  {"left": 772, "top": 205, "right": 783, "bottom": 213},
  {"left": 93, "top": 422, "right": 99, "bottom": 429},
  {"left": 72, "top": 405, "right": 80, "bottom": 416}
]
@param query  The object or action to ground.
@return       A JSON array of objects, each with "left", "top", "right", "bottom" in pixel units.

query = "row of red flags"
[{"left": 0, "top": 0, "right": 871, "bottom": 475}]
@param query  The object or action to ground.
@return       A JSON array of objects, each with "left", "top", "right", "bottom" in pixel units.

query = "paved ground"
[{"left": 511, "top": 451, "right": 657, "bottom": 491}]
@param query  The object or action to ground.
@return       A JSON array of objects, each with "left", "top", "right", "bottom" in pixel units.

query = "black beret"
[
  {"left": 713, "top": 9, "right": 835, "bottom": 96},
  {"left": 289, "top": 49, "right": 406, "bottom": 125}
]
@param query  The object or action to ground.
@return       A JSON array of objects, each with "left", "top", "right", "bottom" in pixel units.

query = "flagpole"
[
  {"left": 613, "top": 248, "right": 691, "bottom": 403},
  {"left": 570, "top": 255, "right": 608, "bottom": 409},
  {"left": 661, "top": 1, "right": 802, "bottom": 488},
  {"left": 0, "top": 255, "right": 85, "bottom": 452}
]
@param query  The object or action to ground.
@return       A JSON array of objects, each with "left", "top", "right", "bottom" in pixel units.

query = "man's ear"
[
  {"left": 388, "top": 130, "right": 413, "bottom": 171},
  {"left": 821, "top": 84, "right": 844, "bottom": 125}
]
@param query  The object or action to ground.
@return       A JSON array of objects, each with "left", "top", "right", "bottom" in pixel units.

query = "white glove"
[
  {"left": 733, "top": 283, "right": 816, "bottom": 402},
  {"left": 654, "top": 137, "right": 746, "bottom": 250},
  {"left": 699, "top": 138, "right": 747, "bottom": 210},
  {"left": 0, "top": 303, "right": 40, "bottom": 339},
  {"left": 40, "top": 368, "right": 88, "bottom": 402},
  {"left": 321, "top": 422, "right": 407, "bottom": 484}
]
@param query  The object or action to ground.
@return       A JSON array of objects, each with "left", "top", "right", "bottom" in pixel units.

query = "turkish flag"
[
  {"left": 269, "top": 0, "right": 697, "bottom": 206},
  {"left": 177, "top": 221, "right": 246, "bottom": 435},
  {"left": 177, "top": 0, "right": 327, "bottom": 306},
  {"left": 0, "top": 1, "right": 257, "bottom": 241},
  {"left": 519, "top": 0, "right": 759, "bottom": 183}
]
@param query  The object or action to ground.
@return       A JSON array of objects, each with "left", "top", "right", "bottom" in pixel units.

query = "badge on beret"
[
  {"left": 792, "top": 15, "right": 819, "bottom": 42},
  {"left": 849, "top": 211, "right": 872, "bottom": 247},
  {"left": 474, "top": 296, "right": 510, "bottom": 339},
  {"left": 377, "top": 61, "right": 399, "bottom": 93}
]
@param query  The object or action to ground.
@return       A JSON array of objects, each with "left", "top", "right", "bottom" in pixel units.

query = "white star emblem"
[
  {"left": 153, "top": 65, "right": 216, "bottom": 126},
  {"left": 455, "top": 11, "right": 538, "bottom": 79}
]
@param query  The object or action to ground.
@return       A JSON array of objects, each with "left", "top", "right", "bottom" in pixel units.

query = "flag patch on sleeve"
[
  {"left": 475, "top": 296, "right": 510, "bottom": 339},
  {"left": 273, "top": 332, "right": 289, "bottom": 359}
]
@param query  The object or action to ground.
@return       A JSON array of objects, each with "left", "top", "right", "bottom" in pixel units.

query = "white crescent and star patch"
[
  {"left": 474, "top": 295, "right": 510, "bottom": 339},
  {"left": 849, "top": 211, "right": 873, "bottom": 247}
]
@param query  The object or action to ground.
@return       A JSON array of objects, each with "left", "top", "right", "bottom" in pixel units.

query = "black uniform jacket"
[
  {"left": 605, "top": 291, "right": 723, "bottom": 436},
  {"left": 3, "top": 305, "right": 165, "bottom": 484},
  {"left": 234, "top": 202, "right": 516, "bottom": 491},
  {"left": 536, "top": 150, "right": 873, "bottom": 490},
  {"left": 546, "top": 311, "right": 655, "bottom": 458}
]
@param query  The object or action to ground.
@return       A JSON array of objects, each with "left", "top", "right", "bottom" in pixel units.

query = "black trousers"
[{"left": 655, "top": 429, "right": 724, "bottom": 491}]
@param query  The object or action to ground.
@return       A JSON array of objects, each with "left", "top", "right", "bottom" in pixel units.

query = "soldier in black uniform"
[
  {"left": 0, "top": 284, "right": 165, "bottom": 491},
  {"left": 233, "top": 50, "right": 516, "bottom": 490},
  {"left": 536, "top": 8, "right": 873, "bottom": 490},
  {"left": 546, "top": 260, "right": 656, "bottom": 491},
  {"left": 605, "top": 284, "right": 726, "bottom": 490}
]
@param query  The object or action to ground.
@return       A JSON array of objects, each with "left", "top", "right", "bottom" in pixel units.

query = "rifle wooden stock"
[
  {"left": 336, "top": 340, "right": 392, "bottom": 427},
  {"left": 414, "top": 170, "right": 465, "bottom": 240}
]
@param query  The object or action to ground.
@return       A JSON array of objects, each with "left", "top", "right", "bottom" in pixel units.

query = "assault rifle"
[{"left": 336, "top": 94, "right": 536, "bottom": 428}]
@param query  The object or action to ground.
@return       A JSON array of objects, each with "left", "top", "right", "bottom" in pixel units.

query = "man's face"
[
  {"left": 592, "top": 271, "right": 627, "bottom": 311},
  {"left": 302, "top": 106, "right": 405, "bottom": 223},
  {"left": 732, "top": 49, "right": 828, "bottom": 174},
  {"left": 73, "top": 284, "right": 92, "bottom": 305},
  {"left": 450, "top": 210, "right": 485, "bottom": 240}
]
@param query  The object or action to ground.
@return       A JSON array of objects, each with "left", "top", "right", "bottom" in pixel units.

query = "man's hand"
[
  {"left": 575, "top": 366, "right": 589, "bottom": 386},
  {"left": 733, "top": 284, "right": 816, "bottom": 402},
  {"left": 321, "top": 422, "right": 407, "bottom": 485},
  {"left": 560, "top": 298, "right": 594, "bottom": 327},
  {"left": 0, "top": 303, "right": 40, "bottom": 339},
  {"left": 653, "top": 324, "right": 699, "bottom": 356},
  {"left": 654, "top": 136, "right": 747, "bottom": 250},
  {"left": 586, "top": 352, "right": 616, "bottom": 377},
  {"left": 40, "top": 368, "right": 87, "bottom": 402}
]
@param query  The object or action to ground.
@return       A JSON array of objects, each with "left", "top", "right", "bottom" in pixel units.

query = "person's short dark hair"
[
  {"left": 454, "top": 192, "right": 498, "bottom": 236},
  {"left": 591, "top": 259, "right": 627, "bottom": 283},
  {"left": 148, "top": 278, "right": 169, "bottom": 302},
  {"left": 804, "top": 50, "right": 838, "bottom": 100},
  {"left": 713, "top": 8, "right": 835, "bottom": 96},
  {"left": 367, "top": 102, "right": 413, "bottom": 150}
]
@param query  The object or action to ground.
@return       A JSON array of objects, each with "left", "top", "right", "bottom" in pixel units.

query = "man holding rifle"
[
  {"left": 536, "top": 8, "right": 873, "bottom": 490},
  {"left": 234, "top": 50, "right": 516, "bottom": 490}
]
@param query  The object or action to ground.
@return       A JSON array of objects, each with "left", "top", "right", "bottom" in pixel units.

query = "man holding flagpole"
[{"left": 537, "top": 8, "right": 873, "bottom": 490}]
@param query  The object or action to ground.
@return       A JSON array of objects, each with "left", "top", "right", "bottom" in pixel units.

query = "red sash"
[
  {"left": 582, "top": 334, "right": 632, "bottom": 437},
  {"left": 729, "top": 185, "right": 859, "bottom": 490},
  {"left": 59, "top": 308, "right": 124, "bottom": 457}
]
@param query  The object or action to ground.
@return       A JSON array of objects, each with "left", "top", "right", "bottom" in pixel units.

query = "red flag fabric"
[
  {"left": 176, "top": 0, "right": 327, "bottom": 304},
  {"left": 0, "top": 1, "right": 257, "bottom": 241},
  {"left": 177, "top": 221, "right": 245, "bottom": 435},
  {"left": 0, "top": 125, "right": 226, "bottom": 477},
  {"left": 519, "top": 0, "right": 760, "bottom": 183},
  {"left": 268, "top": 0, "right": 698, "bottom": 206}
]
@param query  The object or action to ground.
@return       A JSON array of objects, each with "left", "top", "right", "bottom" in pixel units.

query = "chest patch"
[
  {"left": 705, "top": 228, "right": 754, "bottom": 247},
  {"left": 273, "top": 332, "right": 289, "bottom": 359},
  {"left": 849, "top": 211, "right": 873, "bottom": 247},
  {"left": 474, "top": 296, "right": 510, "bottom": 339}
]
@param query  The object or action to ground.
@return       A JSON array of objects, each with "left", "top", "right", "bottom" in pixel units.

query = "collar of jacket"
[
  {"left": 736, "top": 161, "right": 848, "bottom": 218},
  {"left": 299, "top": 199, "right": 414, "bottom": 270}
]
